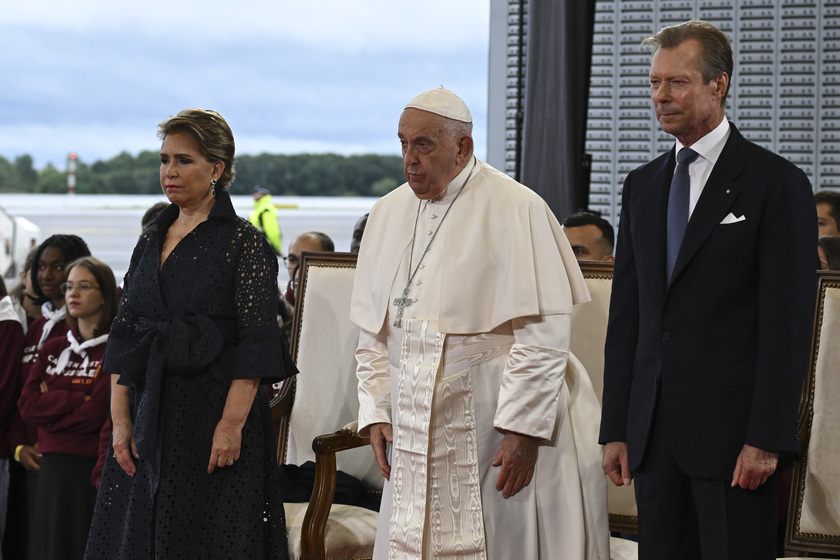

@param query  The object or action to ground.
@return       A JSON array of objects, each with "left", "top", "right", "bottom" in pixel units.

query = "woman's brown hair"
[{"left": 64, "top": 256, "right": 119, "bottom": 337}]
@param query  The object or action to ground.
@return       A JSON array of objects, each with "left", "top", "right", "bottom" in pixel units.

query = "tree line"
[{"left": 0, "top": 151, "right": 406, "bottom": 197}]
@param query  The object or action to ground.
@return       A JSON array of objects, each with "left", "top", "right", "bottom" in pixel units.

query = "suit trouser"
[{"left": 634, "top": 395, "right": 778, "bottom": 560}]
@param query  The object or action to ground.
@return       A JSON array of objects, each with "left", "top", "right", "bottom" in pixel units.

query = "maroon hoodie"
[{"left": 18, "top": 328, "right": 110, "bottom": 458}]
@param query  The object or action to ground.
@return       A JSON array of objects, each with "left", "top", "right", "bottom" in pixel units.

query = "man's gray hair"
[
  {"left": 441, "top": 117, "right": 473, "bottom": 144},
  {"left": 641, "top": 19, "right": 734, "bottom": 106}
]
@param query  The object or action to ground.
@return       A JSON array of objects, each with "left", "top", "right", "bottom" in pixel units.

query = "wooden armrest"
[
  {"left": 270, "top": 379, "right": 296, "bottom": 464},
  {"left": 609, "top": 513, "right": 639, "bottom": 534},
  {"left": 312, "top": 429, "right": 370, "bottom": 455},
  {"left": 270, "top": 378, "right": 295, "bottom": 422},
  {"left": 300, "top": 428, "right": 371, "bottom": 560}
]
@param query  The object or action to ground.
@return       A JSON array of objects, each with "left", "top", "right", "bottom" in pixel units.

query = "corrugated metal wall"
[
  {"left": 492, "top": 0, "right": 838, "bottom": 225},
  {"left": 586, "top": 0, "right": 839, "bottom": 224}
]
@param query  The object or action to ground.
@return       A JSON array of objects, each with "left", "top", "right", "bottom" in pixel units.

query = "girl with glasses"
[
  {"left": 18, "top": 257, "right": 117, "bottom": 560},
  {"left": 8, "top": 234, "right": 91, "bottom": 557}
]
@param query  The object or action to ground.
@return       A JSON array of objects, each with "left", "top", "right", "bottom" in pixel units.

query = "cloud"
[
  {"left": 1, "top": 0, "right": 489, "bottom": 170},
  {"left": 5, "top": 1, "right": 487, "bottom": 51}
]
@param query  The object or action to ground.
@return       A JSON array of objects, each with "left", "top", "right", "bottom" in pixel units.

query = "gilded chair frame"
[
  {"left": 783, "top": 271, "right": 840, "bottom": 558},
  {"left": 270, "top": 251, "right": 376, "bottom": 560},
  {"left": 574, "top": 260, "right": 639, "bottom": 535}
]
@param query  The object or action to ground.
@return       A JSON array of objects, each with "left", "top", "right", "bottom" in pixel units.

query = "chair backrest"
[
  {"left": 784, "top": 271, "right": 840, "bottom": 556},
  {"left": 277, "top": 251, "right": 383, "bottom": 491},
  {"left": 570, "top": 261, "right": 639, "bottom": 532},
  {"left": 570, "top": 260, "right": 613, "bottom": 405}
]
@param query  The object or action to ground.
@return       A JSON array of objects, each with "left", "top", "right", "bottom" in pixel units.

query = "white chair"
[
  {"left": 779, "top": 271, "right": 840, "bottom": 559},
  {"left": 570, "top": 261, "right": 613, "bottom": 406},
  {"left": 272, "top": 251, "right": 380, "bottom": 560},
  {"left": 570, "top": 261, "right": 638, "bottom": 559}
]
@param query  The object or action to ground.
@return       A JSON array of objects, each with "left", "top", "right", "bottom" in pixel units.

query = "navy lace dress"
[{"left": 85, "top": 192, "right": 295, "bottom": 559}]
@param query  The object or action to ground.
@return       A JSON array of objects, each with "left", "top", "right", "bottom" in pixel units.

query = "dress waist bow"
[
  {"left": 118, "top": 315, "right": 237, "bottom": 386},
  {"left": 115, "top": 314, "right": 238, "bottom": 491}
]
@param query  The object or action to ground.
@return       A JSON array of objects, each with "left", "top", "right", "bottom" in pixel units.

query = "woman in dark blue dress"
[{"left": 85, "top": 108, "right": 296, "bottom": 559}]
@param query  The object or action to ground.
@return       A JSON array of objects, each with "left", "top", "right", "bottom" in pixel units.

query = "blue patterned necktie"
[{"left": 666, "top": 147, "right": 700, "bottom": 282}]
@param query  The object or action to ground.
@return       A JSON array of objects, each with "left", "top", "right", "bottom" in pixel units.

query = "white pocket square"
[{"left": 720, "top": 213, "right": 746, "bottom": 224}]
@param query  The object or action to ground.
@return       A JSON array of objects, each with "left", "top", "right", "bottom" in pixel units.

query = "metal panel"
[{"left": 574, "top": 0, "right": 840, "bottom": 221}]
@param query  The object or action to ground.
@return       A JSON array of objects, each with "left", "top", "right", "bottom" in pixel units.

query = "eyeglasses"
[
  {"left": 60, "top": 281, "right": 100, "bottom": 294},
  {"left": 282, "top": 255, "right": 300, "bottom": 269}
]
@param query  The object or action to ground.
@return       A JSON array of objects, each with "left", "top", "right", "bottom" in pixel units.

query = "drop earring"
[{"left": 210, "top": 179, "right": 217, "bottom": 197}]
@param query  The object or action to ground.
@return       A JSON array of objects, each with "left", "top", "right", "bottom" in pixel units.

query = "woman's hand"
[
  {"left": 207, "top": 418, "right": 242, "bottom": 474},
  {"left": 207, "top": 378, "right": 258, "bottom": 473},
  {"left": 19, "top": 444, "right": 42, "bottom": 472},
  {"left": 112, "top": 416, "right": 139, "bottom": 476},
  {"left": 109, "top": 374, "right": 137, "bottom": 475}
]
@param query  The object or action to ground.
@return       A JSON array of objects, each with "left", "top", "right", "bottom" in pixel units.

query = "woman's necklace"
[{"left": 392, "top": 162, "right": 476, "bottom": 327}]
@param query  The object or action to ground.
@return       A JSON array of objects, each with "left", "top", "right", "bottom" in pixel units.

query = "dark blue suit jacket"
[{"left": 599, "top": 123, "right": 817, "bottom": 480}]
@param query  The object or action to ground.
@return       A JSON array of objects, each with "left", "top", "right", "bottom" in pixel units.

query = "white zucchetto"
[{"left": 404, "top": 87, "right": 472, "bottom": 123}]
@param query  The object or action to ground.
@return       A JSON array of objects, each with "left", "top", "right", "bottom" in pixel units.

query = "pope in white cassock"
[{"left": 350, "top": 87, "right": 609, "bottom": 559}]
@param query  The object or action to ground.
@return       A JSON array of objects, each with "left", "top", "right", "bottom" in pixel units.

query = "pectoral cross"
[{"left": 392, "top": 288, "right": 414, "bottom": 328}]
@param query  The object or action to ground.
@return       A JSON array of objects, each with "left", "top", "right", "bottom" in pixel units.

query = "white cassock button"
[
  {"left": 431, "top": 214, "right": 438, "bottom": 219},
  {"left": 416, "top": 280, "right": 422, "bottom": 286},
  {"left": 419, "top": 264, "right": 425, "bottom": 269},
  {"left": 427, "top": 230, "right": 433, "bottom": 235}
]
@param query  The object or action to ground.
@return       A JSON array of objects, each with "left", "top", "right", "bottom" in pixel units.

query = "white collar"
[
  {"left": 431, "top": 156, "right": 477, "bottom": 204},
  {"left": 675, "top": 117, "right": 730, "bottom": 166}
]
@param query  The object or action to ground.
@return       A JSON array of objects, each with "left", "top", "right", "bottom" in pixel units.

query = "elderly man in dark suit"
[{"left": 599, "top": 20, "right": 817, "bottom": 559}]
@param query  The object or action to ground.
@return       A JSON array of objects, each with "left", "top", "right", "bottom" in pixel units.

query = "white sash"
[
  {"left": 388, "top": 318, "right": 487, "bottom": 560},
  {"left": 54, "top": 330, "right": 108, "bottom": 375},
  {"left": 37, "top": 303, "right": 66, "bottom": 349}
]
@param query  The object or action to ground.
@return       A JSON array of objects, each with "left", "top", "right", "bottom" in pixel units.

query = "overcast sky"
[{"left": 1, "top": 1, "right": 490, "bottom": 170}]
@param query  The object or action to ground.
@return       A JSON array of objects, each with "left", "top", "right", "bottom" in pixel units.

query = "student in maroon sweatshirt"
[
  {"left": 0, "top": 278, "right": 25, "bottom": 556},
  {"left": 14, "top": 235, "right": 92, "bottom": 472},
  {"left": 7, "top": 235, "right": 91, "bottom": 558},
  {"left": 18, "top": 257, "right": 118, "bottom": 560}
]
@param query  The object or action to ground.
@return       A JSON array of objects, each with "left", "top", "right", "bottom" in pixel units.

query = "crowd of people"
[
  {"left": 0, "top": 108, "right": 367, "bottom": 560},
  {"left": 1, "top": 16, "right": 839, "bottom": 560}
]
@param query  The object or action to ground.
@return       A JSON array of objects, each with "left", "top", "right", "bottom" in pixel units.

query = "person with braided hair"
[
  {"left": 24, "top": 234, "right": 92, "bottom": 365},
  {"left": 6, "top": 234, "right": 91, "bottom": 558},
  {"left": 14, "top": 235, "right": 91, "bottom": 468}
]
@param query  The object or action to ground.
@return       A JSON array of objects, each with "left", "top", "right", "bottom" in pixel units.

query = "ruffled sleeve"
[{"left": 233, "top": 226, "right": 297, "bottom": 382}]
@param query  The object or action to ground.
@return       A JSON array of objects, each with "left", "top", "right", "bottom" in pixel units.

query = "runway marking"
[{"left": 41, "top": 227, "right": 128, "bottom": 234}]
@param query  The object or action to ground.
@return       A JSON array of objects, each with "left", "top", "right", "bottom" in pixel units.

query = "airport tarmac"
[{"left": 1, "top": 194, "right": 375, "bottom": 285}]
